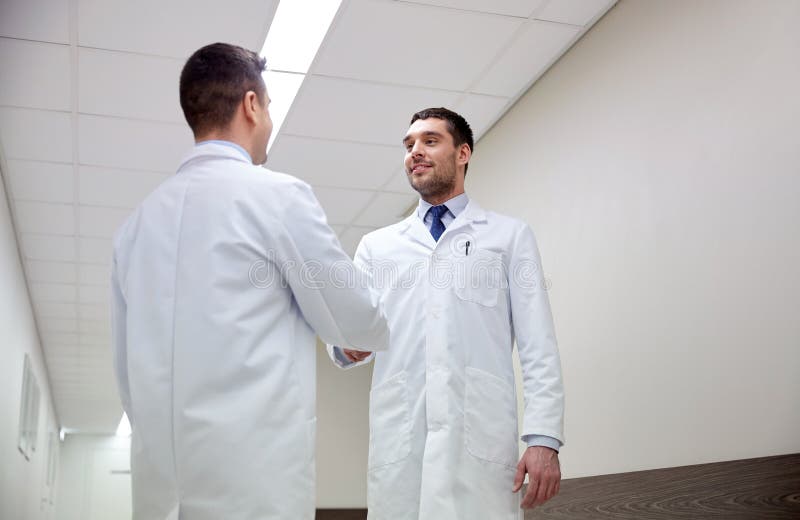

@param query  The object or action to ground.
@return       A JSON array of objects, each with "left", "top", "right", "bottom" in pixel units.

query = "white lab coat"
[
  {"left": 329, "top": 199, "right": 564, "bottom": 520},
  {"left": 111, "top": 143, "right": 389, "bottom": 520}
]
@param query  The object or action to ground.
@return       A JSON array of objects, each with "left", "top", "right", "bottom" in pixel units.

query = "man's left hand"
[{"left": 512, "top": 446, "right": 561, "bottom": 509}]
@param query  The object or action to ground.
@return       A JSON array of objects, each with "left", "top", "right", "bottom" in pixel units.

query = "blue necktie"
[{"left": 427, "top": 205, "right": 448, "bottom": 241}]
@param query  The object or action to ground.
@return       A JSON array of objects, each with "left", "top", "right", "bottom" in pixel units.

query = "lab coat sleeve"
[
  {"left": 110, "top": 250, "right": 133, "bottom": 419},
  {"left": 274, "top": 181, "right": 389, "bottom": 352},
  {"left": 509, "top": 224, "right": 565, "bottom": 445},
  {"left": 326, "top": 236, "right": 378, "bottom": 369}
]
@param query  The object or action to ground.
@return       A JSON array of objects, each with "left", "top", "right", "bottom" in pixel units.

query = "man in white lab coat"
[
  {"left": 330, "top": 108, "right": 564, "bottom": 519},
  {"left": 111, "top": 43, "right": 389, "bottom": 520}
]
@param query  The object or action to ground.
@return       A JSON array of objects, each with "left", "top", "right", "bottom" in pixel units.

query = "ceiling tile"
[
  {"left": 79, "top": 303, "right": 109, "bottom": 320},
  {"left": 0, "top": 39, "right": 71, "bottom": 111},
  {"left": 79, "top": 284, "right": 109, "bottom": 305},
  {"left": 79, "top": 206, "right": 131, "bottom": 238},
  {"left": 311, "top": 186, "right": 375, "bottom": 226},
  {"left": 43, "top": 362, "right": 79, "bottom": 377},
  {"left": 80, "top": 319, "right": 111, "bottom": 335},
  {"left": 79, "top": 115, "right": 192, "bottom": 172},
  {"left": 56, "top": 398, "right": 121, "bottom": 432},
  {"left": 49, "top": 351, "right": 79, "bottom": 372},
  {"left": 57, "top": 369, "right": 108, "bottom": 385},
  {"left": 472, "top": 20, "right": 580, "bottom": 97},
  {"left": 51, "top": 371, "right": 99, "bottom": 383},
  {"left": 78, "top": 0, "right": 277, "bottom": 59},
  {"left": 338, "top": 226, "right": 376, "bottom": 257},
  {"left": 53, "top": 366, "right": 112, "bottom": 380},
  {"left": 0, "top": 107, "right": 72, "bottom": 162},
  {"left": 7, "top": 160, "right": 74, "bottom": 204},
  {"left": 267, "top": 136, "right": 400, "bottom": 190},
  {"left": 79, "top": 165, "right": 170, "bottom": 208},
  {"left": 382, "top": 166, "right": 415, "bottom": 194},
  {"left": 354, "top": 192, "right": 417, "bottom": 227},
  {"left": 43, "top": 342, "right": 80, "bottom": 355},
  {"left": 0, "top": 0, "right": 69, "bottom": 43},
  {"left": 535, "top": 0, "right": 614, "bottom": 26},
  {"left": 398, "top": 0, "right": 545, "bottom": 17},
  {"left": 30, "top": 282, "right": 77, "bottom": 303},
  {"left": 21, "top": 234, "right": 76, "bottom": 262},
  {"left": 454, "top": 93, "right": 511, "bottom": 139},
  {"left": 79, "top": 48, "right": 184, "bottom": 123},
  {"left": 35, "top": 301, "right": 78, "bottom": 319},
  {"left": 283, "top": 76, "right": 458, "bottom": 146},
  {"left": 55, "top": 352, "right": 112, "bottom": 366},
  {"left": 13, "top": 201, "right": 75, "bottom": 235},
  {"left": 78, "top": 237, "right": 111, "bottom": 264},
  {"left": 313, "top": 0, "right": 522, "bottom": 91},
  {"left": 69, "top": 352, "right": 113, "bottom": 365},
  {"left": 80, "top": 332, "right": 110, "bottom": 346},
  {"left": 26, "top": 260, "right": 77, "bottom": 284},
  {"left": 79, "top": 263, "right": 111, "bottom": 285},
  {"left": 39, "top": 317, "right": 79, "bottom": 333}
]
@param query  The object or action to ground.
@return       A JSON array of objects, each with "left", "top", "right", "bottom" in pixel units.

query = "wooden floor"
[
  {"left": 316, "top": 453, "right": 800, "bottom": 519},
  {"left": 526, "top": 453, "right": 799, "bottom": 519}
]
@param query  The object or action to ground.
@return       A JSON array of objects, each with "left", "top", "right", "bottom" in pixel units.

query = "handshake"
[{"left": 342, "top": 349, "right": 373, "bottom": 363}]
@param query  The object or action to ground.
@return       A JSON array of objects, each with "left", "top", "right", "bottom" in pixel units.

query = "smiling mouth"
[{"left": 411, "top": 163, "right": 431, "bottom": 174}]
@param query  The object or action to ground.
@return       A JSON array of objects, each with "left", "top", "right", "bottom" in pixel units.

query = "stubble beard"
[{"left": 407, "top": 154, "right": 457, "bottom": 200}]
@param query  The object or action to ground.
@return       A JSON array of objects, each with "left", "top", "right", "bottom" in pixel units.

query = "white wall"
[
  {"left": 469, "top": 0, "right": 800, "bottom": 478},
  {"left": 316, "top": 341, "right": 373, "bottom": 507},
  {"left": 55, "top": 434, "right": 131, "bottom": 520},
  {"left": 0, "top": 167, "right": 60, "bottom": 519}
]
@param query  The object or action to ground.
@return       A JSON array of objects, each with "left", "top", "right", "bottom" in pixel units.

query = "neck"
[
  {"left": 422, "top": 188, "right": 465, "bottom": 207},
  {"left": 195, "top": 130, "right": 252, "bottom": 160}
]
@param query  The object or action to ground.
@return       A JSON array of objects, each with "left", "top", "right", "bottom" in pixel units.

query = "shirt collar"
[
  {"left": 195, "top": 140, "right": 252, "bottom": 163},
  {"left": 417, "top": 192, "right": 470, "bottom": 221}
]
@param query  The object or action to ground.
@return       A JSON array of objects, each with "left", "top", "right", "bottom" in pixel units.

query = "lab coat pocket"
[
  {"left": 368, "top": 371, "right": 411, "bottom": 469},
  {"left": 454, "top": 250, "right": 503, "bottom": 307},
  {"left": 464, "top": 367, "right": 518, "bottom": 468}
]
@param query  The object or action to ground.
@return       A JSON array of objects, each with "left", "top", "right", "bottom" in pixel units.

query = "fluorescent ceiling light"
[
  {"left": 264, "top": 70, "right": 305, "bottom": 150},
  {"left": 116, "top": 412, "right": 132, "bottom": 437},
  {"left": 261, "top": 0, "right": 342, "bottom": 151},
  {"left": 262, "top": 0, "right": 342, "bottom": 73}
]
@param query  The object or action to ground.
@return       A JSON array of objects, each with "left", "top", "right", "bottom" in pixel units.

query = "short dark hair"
[
  {"left": 410, "top": 107, "right": 474, "bottom": 175},
  {"left": 179, "top": 43, "right": 267, "bottom": 136}
]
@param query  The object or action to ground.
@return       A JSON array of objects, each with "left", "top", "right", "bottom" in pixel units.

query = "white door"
[{"left": 87, "top": 448, "right": 132, "bottom": 520}]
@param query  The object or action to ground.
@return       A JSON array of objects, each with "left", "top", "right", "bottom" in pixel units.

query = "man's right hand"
[{"left": 343, "top": 349, "right": 372, "bottom": 363}]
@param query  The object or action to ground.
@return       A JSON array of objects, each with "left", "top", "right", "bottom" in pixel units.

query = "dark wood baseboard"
[
  {"left": 316, "top": 509, "right": 366, "bottom": 520},
  {"left": 316, "top": 453, "right": 800, "bottom": 519}
]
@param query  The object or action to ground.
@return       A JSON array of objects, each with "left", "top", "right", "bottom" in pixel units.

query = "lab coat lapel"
[
  {"left": 398, "top": 212, "right": 436, "bottom": 250},
  {"left": 439, "top": 199, "right": 488, "bottom": 239},
  {"left": 398, "top": 199, "right": 488, "bottom": 250}
]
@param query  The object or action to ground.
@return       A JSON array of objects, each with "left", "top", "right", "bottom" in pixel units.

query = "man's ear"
[
  {"left": 458, "top": 143, "right": 472, "bottom": 165},
  {"left": 242, "top": 91, "right": 259, "bottom": 125}
]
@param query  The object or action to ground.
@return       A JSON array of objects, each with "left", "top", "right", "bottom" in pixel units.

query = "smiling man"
[{"left": 330, "top": 107, "right": 565, "bottom": 519}]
